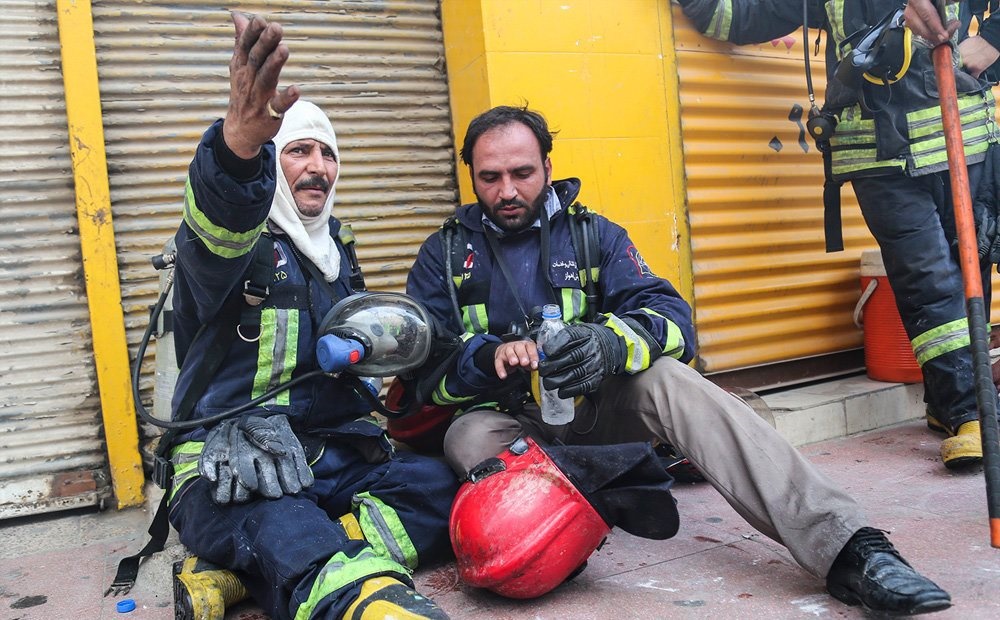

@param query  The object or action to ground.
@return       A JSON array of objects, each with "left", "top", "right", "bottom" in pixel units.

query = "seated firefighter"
[
  {"left": 150, "top": 13, "right": 457, "bottom": 620},
  {"left": 402, "top": 104, "right": 953, "bottom": 616}
]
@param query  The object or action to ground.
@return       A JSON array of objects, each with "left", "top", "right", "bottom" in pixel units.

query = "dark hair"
[{"left": 460, "top": 105, "right": 555, "bottom": 167}]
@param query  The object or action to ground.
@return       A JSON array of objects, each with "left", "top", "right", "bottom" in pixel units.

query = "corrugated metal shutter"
[
  {"left": 90, "top": 1, "right": 457, "bottom": 421},
  {"left": 673, "top": 14, "right": 878, "bottom": 375},
  {"left": 0, "top": 0, "right": 110, "bottom": 518}
]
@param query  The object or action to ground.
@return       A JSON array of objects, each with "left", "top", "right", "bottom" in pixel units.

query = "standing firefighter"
[
  {"left": 403, "top": 104, "right": 952, "bottom": 615},
  {"left": 158, "top": 13, "right": 455, "bottom": 620},
  {"left": 677, "top": 0, "right": 1000, "bottom": 468}
]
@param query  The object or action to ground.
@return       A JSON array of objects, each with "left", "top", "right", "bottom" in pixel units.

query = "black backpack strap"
[
  {"left": 232, "top": 232, "right": 276, "bottom": 342},
  {"left": 440, "top": 216, "right": 465, "bottom": 328},
  {"left": 567, "top": 203, "right": 602, "bottom": 322},
  {"left": 105, "top": 490, "right": 171, "bottom": 597},
  {"left": 338, "top": 224, "right": 367, "bottom": 292},
  {"left": 820, "top": 144, "right": 845, "bottom": 253}
]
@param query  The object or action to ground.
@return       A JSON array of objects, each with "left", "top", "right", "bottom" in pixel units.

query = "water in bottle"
[{"left": 536, "top": 304, "right": 575, "bottom": 424}]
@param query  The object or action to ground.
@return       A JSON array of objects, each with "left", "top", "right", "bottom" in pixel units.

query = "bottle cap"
[
  {"left": 541, "top": 304, "right": 561, "bottom": 319},
  {"left": 116, "top": 599, "right": 136, "bottom": 613}
]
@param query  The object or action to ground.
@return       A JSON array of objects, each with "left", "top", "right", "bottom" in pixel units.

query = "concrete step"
[{"left": 755, "top": 375, "right": 925, "bottom": 447}]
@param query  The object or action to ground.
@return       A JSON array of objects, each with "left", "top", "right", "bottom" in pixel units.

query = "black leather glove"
[
  {"left": 538, "top": 323, "right": 627, "bottom": 398},
  {"left": 975, "top": 201, "right": 1000, "bottom": 264},
  {"left": 198, "top": 414, "right": 314, "bottom": 504}
]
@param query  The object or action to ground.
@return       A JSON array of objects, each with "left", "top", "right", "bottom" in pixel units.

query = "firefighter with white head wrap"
[{"left": 160, "top": 13, "right": 456, "bottom": 620}]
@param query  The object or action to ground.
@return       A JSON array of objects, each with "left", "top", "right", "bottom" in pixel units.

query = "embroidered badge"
[{"left": 627, "top": 245, "right": 653, "bottom": 277}]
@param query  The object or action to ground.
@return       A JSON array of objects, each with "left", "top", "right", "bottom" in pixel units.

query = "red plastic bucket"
[{"left": 854, "top": 250, "right": 923, "bottom": 383}]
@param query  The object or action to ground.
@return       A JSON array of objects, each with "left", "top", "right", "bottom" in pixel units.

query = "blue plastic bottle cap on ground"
[{"left": 116, "top": 599, "right": 136, "bottom": 613}]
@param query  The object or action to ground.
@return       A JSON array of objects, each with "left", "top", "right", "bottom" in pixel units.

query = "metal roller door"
[
  {"left": 90, "top": 1, "right": 457, "bottom": 427},
  {"left": 671, "top": 8, "right": 1000, "bottom": 387},
  {"left": 0, "top": 0, "right": 110, "bottom": 518},
  {"left": 672, "top": 11, "right": 878, "bottom": 383}
]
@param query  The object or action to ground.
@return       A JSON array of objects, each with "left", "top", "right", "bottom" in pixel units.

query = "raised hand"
[{"left": 222, "top": 12, "right": 301, "bottom": 159}]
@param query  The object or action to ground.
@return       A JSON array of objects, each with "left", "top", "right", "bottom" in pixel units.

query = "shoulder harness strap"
[
  {"left": 338, "top": 224, "right": 367, "bottom": 292},
  {"left": 566, "top": 202, "right": 602, "bottom": 322},
  {"left": 441, "top": 215, "right": 465, "bottom": 327}
]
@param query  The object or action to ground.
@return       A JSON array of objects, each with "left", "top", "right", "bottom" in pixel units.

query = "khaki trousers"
[{"left": 443, "top": 357, "right": 867, "bottom": 578}]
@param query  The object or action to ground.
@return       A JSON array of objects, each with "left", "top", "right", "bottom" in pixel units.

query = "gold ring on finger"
[{"left": 266, "top": 101, "right": 283, "bottom": 120}]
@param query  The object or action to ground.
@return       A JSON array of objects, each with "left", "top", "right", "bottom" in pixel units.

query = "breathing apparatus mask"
[
  {"left": 136, "top": 284, "right": 435, "bottom": 430},
  {"left": 834, "top": 8, "right": 912, "bottom": 90},
  {"left": 316, "top": 292, "right": 433, "bottom": 377}
]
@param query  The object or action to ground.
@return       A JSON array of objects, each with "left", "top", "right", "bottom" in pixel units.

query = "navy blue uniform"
[
  {"left": 406, "top": 178, "right": 694, "bottom": 409},
  {"left": 166, "top": 121, "right": 457, "bottom": 620}
]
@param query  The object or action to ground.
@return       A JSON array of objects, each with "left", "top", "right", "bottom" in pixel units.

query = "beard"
[{"left": 479, "top": 189, "right": 548, "bottom": 233}]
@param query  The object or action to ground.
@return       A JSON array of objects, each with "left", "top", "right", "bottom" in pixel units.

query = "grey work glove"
[
  {"left": 538, "top": 323, "right": 627, "bottom": 398},
  {"left": 198, "top": 414, "right": 314, "bottom": 505},
  {"left": 199, "top": 420, "right": 251, "bottom": 505},
  {"left": 231, "top": 414, "right": 315, "bottom": 500}
]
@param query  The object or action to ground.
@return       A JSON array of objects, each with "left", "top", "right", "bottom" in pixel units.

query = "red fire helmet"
[
  {"left": 383, "top": 378, "right": 455, "bottom": 452},
  {"left": 449, "top": 436, "right": 611, "bottom": 599}
]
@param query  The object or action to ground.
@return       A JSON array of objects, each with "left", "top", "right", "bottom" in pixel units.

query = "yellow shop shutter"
[
  {"left": 0, "top": 1, "right": 110, "bottom": 518},
  {"left": 90, "top": 1, "right": 457, "bottom": 409},
  {"left": 672, "top": 12, "right": 877, "bottom": 383}
]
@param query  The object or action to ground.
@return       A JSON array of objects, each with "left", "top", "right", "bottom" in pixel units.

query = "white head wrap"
[{"left": 269, "top": 100, "right": 342, "bottom": 281}]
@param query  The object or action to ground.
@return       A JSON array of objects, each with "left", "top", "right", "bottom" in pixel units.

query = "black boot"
[{"left": 826, "top": 527, "right": 951, "bottom": 616}]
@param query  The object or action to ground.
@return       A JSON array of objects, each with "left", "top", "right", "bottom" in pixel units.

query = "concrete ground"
[{"left": 2, "top": 377, "right": 999, "bottom": 620}]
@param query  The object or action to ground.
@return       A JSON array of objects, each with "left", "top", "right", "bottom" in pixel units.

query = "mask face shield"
[
  {"left": 835, "top": 8, "right": 911, "bottom": 89},
  {"left": 318, "top": 292, "right": 433, "bottom": 376}
]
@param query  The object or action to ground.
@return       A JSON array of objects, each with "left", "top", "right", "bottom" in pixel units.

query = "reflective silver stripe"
[{"left": 603, "top": 314, "right": 649, "bottom": 373}]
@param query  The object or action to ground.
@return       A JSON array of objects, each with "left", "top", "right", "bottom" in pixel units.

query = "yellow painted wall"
[{"left": 441, "top": 0, "right": 693, "bottom": 300}]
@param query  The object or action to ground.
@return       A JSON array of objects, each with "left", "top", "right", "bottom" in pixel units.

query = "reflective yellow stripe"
[
  {"left": 182, "top": 178, "right": 264, "bottom": 259},
  {"left": 603, "top": 314, "right": 650, "bottom": 374},
  {"left": 826, "top": 0, "right": 847, "bottom": 53},
  {"left": 707, "top": 0, "right": 733, "bottom": 40},
  {"left": 168, "top": 441, "right": 205, "bottom": 502},
  {"left": 354, "top": 492, "right": 419, "bottom": 570},
  {"left": 639, "top": 308, "right": 686, "bottom": 359},
  {"left": 912, "top": 318, "right": 969, "bottom": 366},
  {"left": 560, "top": 288, "right": 585, "bottom": 323},
  {"left": 293, "top": 549, "right": 408, "bottom": 620},
  {"left": 252, "top": 308, "right": 299, "bottom": 406},
  {"left": 462, "top": 303, "right": 488, "bottom": 334},
  {"left": 908, "top": 92, "right": 996, "bottom": 170}
]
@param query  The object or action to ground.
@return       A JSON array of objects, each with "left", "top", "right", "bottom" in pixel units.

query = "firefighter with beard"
[{"left": 404, "top": 104, "right": 952, "bottom": 616}]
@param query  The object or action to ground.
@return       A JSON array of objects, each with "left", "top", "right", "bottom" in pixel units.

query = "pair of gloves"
[
  {"left": 198, "top": 414, "right": 314, "bottom": 505},
  {"left": 538, "top": 323, "right": 630, "bottom": 398}
]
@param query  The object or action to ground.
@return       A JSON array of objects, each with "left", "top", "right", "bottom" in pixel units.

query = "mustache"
[
  {"left": 294, "top": 175, "right": 330, "bottom": 193},
  {"left": 493, "top": 198, "right": 529, "bottom": 210}
]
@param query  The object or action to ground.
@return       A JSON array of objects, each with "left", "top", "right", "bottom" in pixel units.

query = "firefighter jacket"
[
  {"left": 405, "top": 177, "right": 696, "bottom": 410},
  {"left": 170, "top": 120, "right": 371, "bottom": 443},
  {"left": 677, "top": 0, "right": 1000, "bottom": 181}
]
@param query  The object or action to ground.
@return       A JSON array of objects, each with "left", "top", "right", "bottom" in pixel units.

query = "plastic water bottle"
[{"left": 537, "top": 304, "right": 575, "bottom": 425}]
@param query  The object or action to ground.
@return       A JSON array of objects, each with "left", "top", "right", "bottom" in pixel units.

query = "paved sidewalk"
[{"left": 2, "top": 420, "right": 998, "bottom": 619}]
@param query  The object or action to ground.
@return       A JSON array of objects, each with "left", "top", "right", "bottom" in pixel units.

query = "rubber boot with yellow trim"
[
  {"left": 173, "top": 514, "right": 365, "bottom": 620},
  {"left": 340, "top": 513, "right": 365, "bottom": 541},
  {"left": 941, "top": 421, "right": 983, "bottom": 469},
  {"left": 925, "top": 412, "right": 948, "bottom": 434},
  {"left": 342, "top": 576, "right": 449, "bottom": 620},
  {"left": 173, "top": 556, "right": 249, "bottom": 620}
]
